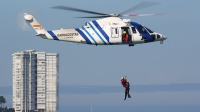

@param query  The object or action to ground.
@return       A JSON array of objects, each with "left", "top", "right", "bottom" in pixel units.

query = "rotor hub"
[{"left": 108, "top": 14, "right": 120, "bottom": 17}]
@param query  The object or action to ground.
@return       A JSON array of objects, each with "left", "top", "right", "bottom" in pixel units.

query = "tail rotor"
[{"left": 17, "top": 7, "right": 41, "bottom": 31}]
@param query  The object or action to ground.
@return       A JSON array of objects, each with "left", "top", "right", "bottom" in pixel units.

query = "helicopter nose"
[{"left": 163, "top": 35, "right": 167, "bottom": 40}]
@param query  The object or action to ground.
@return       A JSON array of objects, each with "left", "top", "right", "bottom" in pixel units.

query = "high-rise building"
[
  {"left": 12, "top": 50, "right": 59, "bottom": 112},
  {"left": 36, "top": 52, "right": 59, "bottom": 112}
]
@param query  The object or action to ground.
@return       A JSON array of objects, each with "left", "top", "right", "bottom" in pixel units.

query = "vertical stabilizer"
[{"left": 24, "top": 13, "right": 46, "bottom": 36}]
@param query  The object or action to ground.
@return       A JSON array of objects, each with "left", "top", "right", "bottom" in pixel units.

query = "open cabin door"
[{"left": 121, "top": 27, "right": 133, "bottom": 43}]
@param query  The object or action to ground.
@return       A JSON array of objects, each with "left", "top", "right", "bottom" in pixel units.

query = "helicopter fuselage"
[{"left": 24, "top": 14, "right": 167, "bottom": 46}]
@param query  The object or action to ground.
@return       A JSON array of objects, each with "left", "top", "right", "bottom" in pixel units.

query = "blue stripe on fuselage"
[
  {"left": 47, "top": 31, "right": 59, "bottom": 40},
  {"left": 82, "top": 26, "right": 97, "bottom": 45},
  {"left": 75, "top": 28, "right": 92, "bottom": 44},
  {"left": 88, "top": 22, "right": 107, "bottom": 45},
  {"left": 92, "top": 20, "right": 109, "bottom": 43}
]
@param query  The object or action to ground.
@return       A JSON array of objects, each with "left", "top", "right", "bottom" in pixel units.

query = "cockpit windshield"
[
  {"left": 144, "top": 26, "right": 154, "bottom": 33},
  {"left": 138, "top": 26, "right": 148, "bottom": 34}
]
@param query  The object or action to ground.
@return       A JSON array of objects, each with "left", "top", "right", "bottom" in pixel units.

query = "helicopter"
[{"left": 23, "top": 2, "right": 167, "bottom": 46}]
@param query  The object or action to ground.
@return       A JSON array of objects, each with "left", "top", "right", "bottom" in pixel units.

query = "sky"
[{"left": 0, "top": 0, "right": 200, "bottom": 112}]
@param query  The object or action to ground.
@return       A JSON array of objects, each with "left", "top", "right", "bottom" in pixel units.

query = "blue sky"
[{"left": 0, "top": 0, "right": 200, "bottom": 112}]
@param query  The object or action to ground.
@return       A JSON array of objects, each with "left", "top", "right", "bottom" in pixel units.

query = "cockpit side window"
[{"left": 138, "top": 26, "right": 148, "bottom": 34}]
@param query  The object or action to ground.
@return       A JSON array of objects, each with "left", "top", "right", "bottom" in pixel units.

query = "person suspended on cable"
[{"left": 121, "top": 76, "right": 131, "bottom": 100}]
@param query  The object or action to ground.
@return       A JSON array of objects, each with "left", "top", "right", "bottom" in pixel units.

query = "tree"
[
  {"left": 5, "top": 108, "right": 15, "bottom": 112},
  {"left": 0, "top": 96, "right": 6, "bottom": 108}
]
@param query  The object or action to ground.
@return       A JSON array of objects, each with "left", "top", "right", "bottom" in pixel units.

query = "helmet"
[
  {"left": 121, "top": 77, "right": 124, "bottom": 80},
  {"left": 123, "top": 31, "right": 126, "bottom": 34}
]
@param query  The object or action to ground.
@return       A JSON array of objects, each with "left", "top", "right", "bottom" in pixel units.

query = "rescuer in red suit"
[
  {"left": 122, "top": 31, "right": 129, "bottom": 42},
  {"left": 121, "top": 76, "right": 131, "bottom": 100}
]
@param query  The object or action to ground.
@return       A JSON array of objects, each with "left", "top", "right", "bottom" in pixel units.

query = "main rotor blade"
[
  {"left": 51, "top": 6, "right": 108, "bottom": 16},
  {"left": 122, "top": 12, "right": 171, "bottom": 17},
  {"left": 120, "top": 1, "right": 160, "bottom": 14},
  {"left": 75, "top": 15, "right": 110, "bottom": 18}
]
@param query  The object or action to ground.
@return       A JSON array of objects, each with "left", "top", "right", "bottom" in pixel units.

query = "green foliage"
[
  {"left": 0, "top": 107, "right": 15, "bottom": 112},
  {"left": 0, "top": 96, "right": 6, "bottom": 107},
  {"left": 5, "top": 108, "right": 15, "bottom": 112}
]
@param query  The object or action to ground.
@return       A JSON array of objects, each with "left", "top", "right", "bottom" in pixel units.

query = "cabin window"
[
  {"left": 111, "top": 27, "right": 119, "bottom": 38},
  {"left": 115, "top": 29, "right": 117, "bottom": 34}
]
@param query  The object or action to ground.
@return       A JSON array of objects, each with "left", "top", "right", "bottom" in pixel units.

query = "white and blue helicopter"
[{"left": 24, "top": 2, "right": 167, "bottom": 46}]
